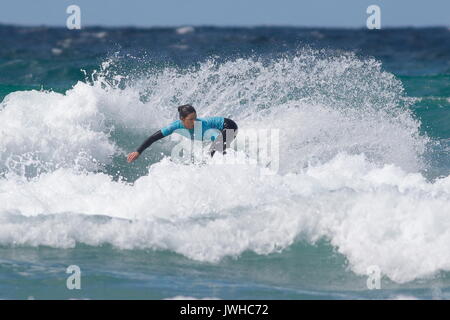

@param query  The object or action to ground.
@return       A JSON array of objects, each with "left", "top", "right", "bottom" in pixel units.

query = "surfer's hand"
[{"left": 127, "top": 151, "right": 140, "bottom": 163}]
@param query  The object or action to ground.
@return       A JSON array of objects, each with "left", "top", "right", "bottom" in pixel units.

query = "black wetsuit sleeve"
[{"left": 136, "top": 130, "right": 165, "bottom": 154}]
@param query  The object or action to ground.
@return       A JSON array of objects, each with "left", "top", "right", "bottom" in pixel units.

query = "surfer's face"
[{"left": 181, "top": 112, "right": 197, "bottom": 129}]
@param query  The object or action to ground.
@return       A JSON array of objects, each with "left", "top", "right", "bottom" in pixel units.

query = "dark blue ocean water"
[{"left": 0, "top": 25, "right": 449, "bottom": 299}]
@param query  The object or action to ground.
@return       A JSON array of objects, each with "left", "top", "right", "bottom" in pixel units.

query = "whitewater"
[{"left": 0, "top": 49, "right": 449, "bottom": 290}]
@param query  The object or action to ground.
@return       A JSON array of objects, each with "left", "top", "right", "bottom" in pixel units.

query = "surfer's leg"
[
  {"left": 210, "top": 119, "right": 238, "bottom": 157},
  {"left": 223, "top": 128, "right": 238, "bottom": 154},
  {"left": 223, "top": 119, "right": 238, "bottom": 155},
  {"left": 209, "top": 133, "right": 223, "bottom": 157}
]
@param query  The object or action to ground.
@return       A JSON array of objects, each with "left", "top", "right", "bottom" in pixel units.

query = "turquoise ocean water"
[{"left": 0, "top": 25, "right": 449, "bottom": 299}]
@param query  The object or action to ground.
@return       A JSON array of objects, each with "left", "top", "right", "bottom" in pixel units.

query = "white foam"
[
  {"left": 0, "top": 51, "right": 444, "bottom": 284},
  {"left": 1, "top": 51, "right": 428, "bottom": 175},
  {"left": 51, "top": 48, "right": 63, "bottom": 56},
  {"left": 0, "top": 152, "right": 449, "bottom": 283},
  {"left": 175, "top": 26, "right": 195, "bottom": 35},
  {"left": 0, "top": 83, "right": 117, "bottom": 175}
]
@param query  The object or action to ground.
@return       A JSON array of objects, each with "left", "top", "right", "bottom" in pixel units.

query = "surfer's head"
[{"left": 178, "top": 104, "right": 197, "bottom": 129}]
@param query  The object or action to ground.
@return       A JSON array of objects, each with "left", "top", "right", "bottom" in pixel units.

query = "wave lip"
[
  {"left": 0, "top": 83, "right": 117, "bottom": 176},
  {"left": 0, "top": 49, "right": 432, "bottom": 177}
]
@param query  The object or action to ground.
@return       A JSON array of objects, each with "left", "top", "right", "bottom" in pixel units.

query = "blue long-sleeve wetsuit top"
[
  {"left": 136, "top": 117, "right": 225, "bottom": 154},
  {"left": 161, "top": 117, "right": 224, "bottom": 140}
]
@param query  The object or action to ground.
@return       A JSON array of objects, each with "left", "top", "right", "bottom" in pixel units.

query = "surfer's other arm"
[{"left": 127, "top": 130, "right": 165, "bottom": 163}]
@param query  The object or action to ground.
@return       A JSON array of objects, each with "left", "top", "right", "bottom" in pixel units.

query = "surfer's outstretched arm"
[
  {"left": 127, "top": 130, "right": 165, "bottom": 162},
  {"left": 136, "top": 130, "right": 165, "bottom": 153}
]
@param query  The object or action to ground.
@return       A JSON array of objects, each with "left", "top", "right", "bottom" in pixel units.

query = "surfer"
[{"left": 127, "top": 104, "right": 238, "bottom": 163}]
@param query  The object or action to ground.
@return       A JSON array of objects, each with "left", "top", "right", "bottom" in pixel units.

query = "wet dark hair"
[{"left": 177, "top": 104, "right": 196, "bottom": 119}]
